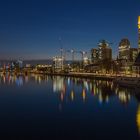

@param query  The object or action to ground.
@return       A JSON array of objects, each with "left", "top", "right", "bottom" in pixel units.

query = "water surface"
[{"left": 0, "top": 73, "right": 139, "bottom": 140}]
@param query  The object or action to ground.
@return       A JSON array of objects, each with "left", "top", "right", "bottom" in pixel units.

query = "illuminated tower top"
[
  {"left": 138, "top": 16, "right": 140, "bottom": 29},
  {"left": 138, "top": 16, "right": 140, "bottom": 50}
]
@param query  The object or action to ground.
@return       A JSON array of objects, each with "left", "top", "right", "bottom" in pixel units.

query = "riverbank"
[
  {"left": 1, "top": 71, "right": 140, "bottom": 81},
  {"left": 45, "top": 72, "right": 115, "bottom": 80}
]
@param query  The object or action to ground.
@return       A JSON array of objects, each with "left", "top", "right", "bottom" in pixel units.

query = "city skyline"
[{"left": 0, "top": 0, "right": 140, "bottom": 59}]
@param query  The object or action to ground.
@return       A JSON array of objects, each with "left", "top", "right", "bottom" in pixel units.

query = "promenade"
[
  {"left": 49, "top": 72, "right": 115, "bottom": 80},
  {"left": 1, "top": 70, "right": 140, "bottom": 81}
]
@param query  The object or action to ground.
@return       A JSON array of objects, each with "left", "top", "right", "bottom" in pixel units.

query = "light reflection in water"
[
  {"left": 137, "top": 105, "right": 140, "bottom": 135},
  {"left": 0, "top": 73, "right": 24, "bottom": 86},
  {"left": 84, "top": 81, "right": 89, "bottom": 91},
  {"left": 82, "top": 89, "right": 86, "bottom": 102},
  {"left": 53, "top": 76, "right": 65, "bottom": 93},
  {"left": 60, "top": 93, "right": 64, "bottom": 102},
  {"left": 0, "top": 74, "right": 133, "bottom": 105},
  {"left": 70, "top": 90, "right": 74, "bottom": 101},
  {"left": 0, "top": 74, "right": 136, "bottom": 105},
  {"left": 68, "top": 77, "right": 70, "bottom": 86},
  {"left": 0, "top": 73, "right": 140, "bottom": 137},
  {"left": 15, "top": 76, "right": 23, "bottom": 86},
  {"left": 0, "top": 73, "right": 50, "bottom": 86},
  {"left": 115, "top": 87, "right": 131, "bottom": 105},
  {"left": 25, "top": 76, "right": 28, "bottom": 83}
]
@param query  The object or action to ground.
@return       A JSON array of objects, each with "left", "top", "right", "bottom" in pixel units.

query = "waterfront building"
[
  {"left": 53, "top": 56, "right": 64, "bottom": 72},
  {"left": 36, "top": 64, "right": 52, "bottom": 73},
  {"left": 25, "top": 64, "right": 31, "bottom": 68},
  {"left": 84, "top": 63, "right": 100, "bottom": 73},
  {"left": 118, "top": 38, "right": 131, "bottom": 60},
  {"left": 91, "top": 40, "right": 112, "bottom": 63},
  {"left": 133, "top": 16, "right": 140, "bottom": 74},
  {"left": 83, "top": 56, "right": 89, "bottom": 66},
  {"left": 23, "top": 64, "right": 32, "bottom": 73},
  {"left": 133, "top": 53, "right": 140, "bottom": 75},
  {"left": 98, "top": 40, "right": 112, "bottom": 61},
  {"left": 16, "top": 60, "right": 23, "bottom": 68},
  {"left": 117, "top": 39, "right": 138, "bottom": 74},
  {"left": 129, "top": 48, "right": 138, "bottom": 62},
  {"left": 88, "top": 40, "right": 112, "bottom": 73},
  {"left": 91, "top": 48, "right": 99, "bottom": 63},
  {"left": 9, "top": 60, "right": 24, "bottom": 72}
]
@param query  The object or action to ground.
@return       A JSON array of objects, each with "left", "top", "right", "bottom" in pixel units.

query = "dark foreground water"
[{"left": 0, "top": 73, "right": 140, "bottom": 140}]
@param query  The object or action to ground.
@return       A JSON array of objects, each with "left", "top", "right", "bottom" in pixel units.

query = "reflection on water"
[
  {"left": 0, "top": 73, "right": 137, "bottom": 104},
  {"left": 0, "top": 73, "right": 140, "bottom": 139},
  {"left": 82, "top": 89, "right": 86, "bottom": 102},
  {"left": 0, "top": 73, "right": 24, "bottom": 86},
  {"left": 53, "top": 76, "right": 65, "bottom": 93},
  {"left": 70, "top": 90, "right": 74, "bottom": 101},
  {"left": 137, "top": 105, "right": 140, "bottom": 134}
]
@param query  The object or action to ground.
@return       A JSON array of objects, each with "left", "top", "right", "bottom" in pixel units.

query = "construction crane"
[
  {"left": 58, "top": 37, "right": 88, "bottom": 62},
  {"left": 63, "top": 49, "right": 87, "bottom": 63}
]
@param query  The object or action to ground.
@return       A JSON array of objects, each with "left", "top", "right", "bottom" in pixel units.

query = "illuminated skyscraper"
[
  {"left": 53, "top": 56, "right": 64, "bottom": 72},
  {"left": 90, "top": 40, "right": 112, "bottom": 62},
  {"left": 91, "top": 48, "right": 99, "bottom": 63},
  {"left": 118, "top": 38, "right": 130, "bottom": 59},
  {"left": 98, "top": 40, "right": 112, "bottom": 61},
  {"left": 118, "top": 38, "right": 138, "bottom": 61},
  {"left": 138, "top": 16, "right": 140, "bottom": 50}
]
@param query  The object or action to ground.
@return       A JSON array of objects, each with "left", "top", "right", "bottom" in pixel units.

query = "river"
[{"left": 0, "top": 73, "right": 139, "bottom": 140}]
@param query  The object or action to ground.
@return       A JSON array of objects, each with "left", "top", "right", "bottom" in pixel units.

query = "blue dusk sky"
[{"left": 0, "top": 0, "right": 139, "bottom": 59}]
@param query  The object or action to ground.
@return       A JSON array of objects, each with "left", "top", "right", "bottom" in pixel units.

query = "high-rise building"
[
  {"left": 98, "top": 40, "right": 112, "bottom": 61},
  {"left": 91, "top": 40, "right": 112, "bottom": 63},
  {"left": 129, "top": 48, "right": 138, "bottom": 62},
  {"left": 118, "top": 38, "right": 138, "bottom": 62},
  {"left": 53, "top": 56, "right": 64, "bottom": 71},
  {"left": 118, "top": 38, "right": 131, "bottom": 59},
  {"left": 138, "top": 16, "right": 140, "bottom": 50},
  {"left": 91, "top": 48, "right": 99, "bottom": 63}
]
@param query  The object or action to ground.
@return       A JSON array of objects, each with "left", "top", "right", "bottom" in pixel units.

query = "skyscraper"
[
  {"left": 118, "top": 38, "right": 138, "bottom": 62},
  {"left": 91, "top": 48, "right": 99, "bottom": 63},
  {"left": 118, "top": 38, "right": 131, "bottom": 59},
  {"left": 138, "top": 16, "right": 140, "bottom": 50},
  {"left": 98, "top": 40, "right": 112, "bottom": 61}
]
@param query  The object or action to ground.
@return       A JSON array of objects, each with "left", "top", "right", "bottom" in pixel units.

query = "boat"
[{"left": 114, "top": 77, "right": 140, "bottom": 87}]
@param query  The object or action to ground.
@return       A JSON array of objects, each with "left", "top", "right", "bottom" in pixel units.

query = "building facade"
[
  {"left": 118, "top": 38, "right": 138, "bottom": 62},
  {"left": 91, "top": 40, "right": 112, "bottom": 63},
  {"left": 118, "top": 39, "right": 131, "bottom": 59},
  {"left": 129, "top": 48, "right": 138, "bottom": 62},
  {"left": 53, "top": 56, "right": 64, "bottom": 72},
  {"left": 91, "top": 48, "right": 99, "bottom": 63},
  {"left": 98, "top": 40, "right": 112, "bottom": 61}
]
